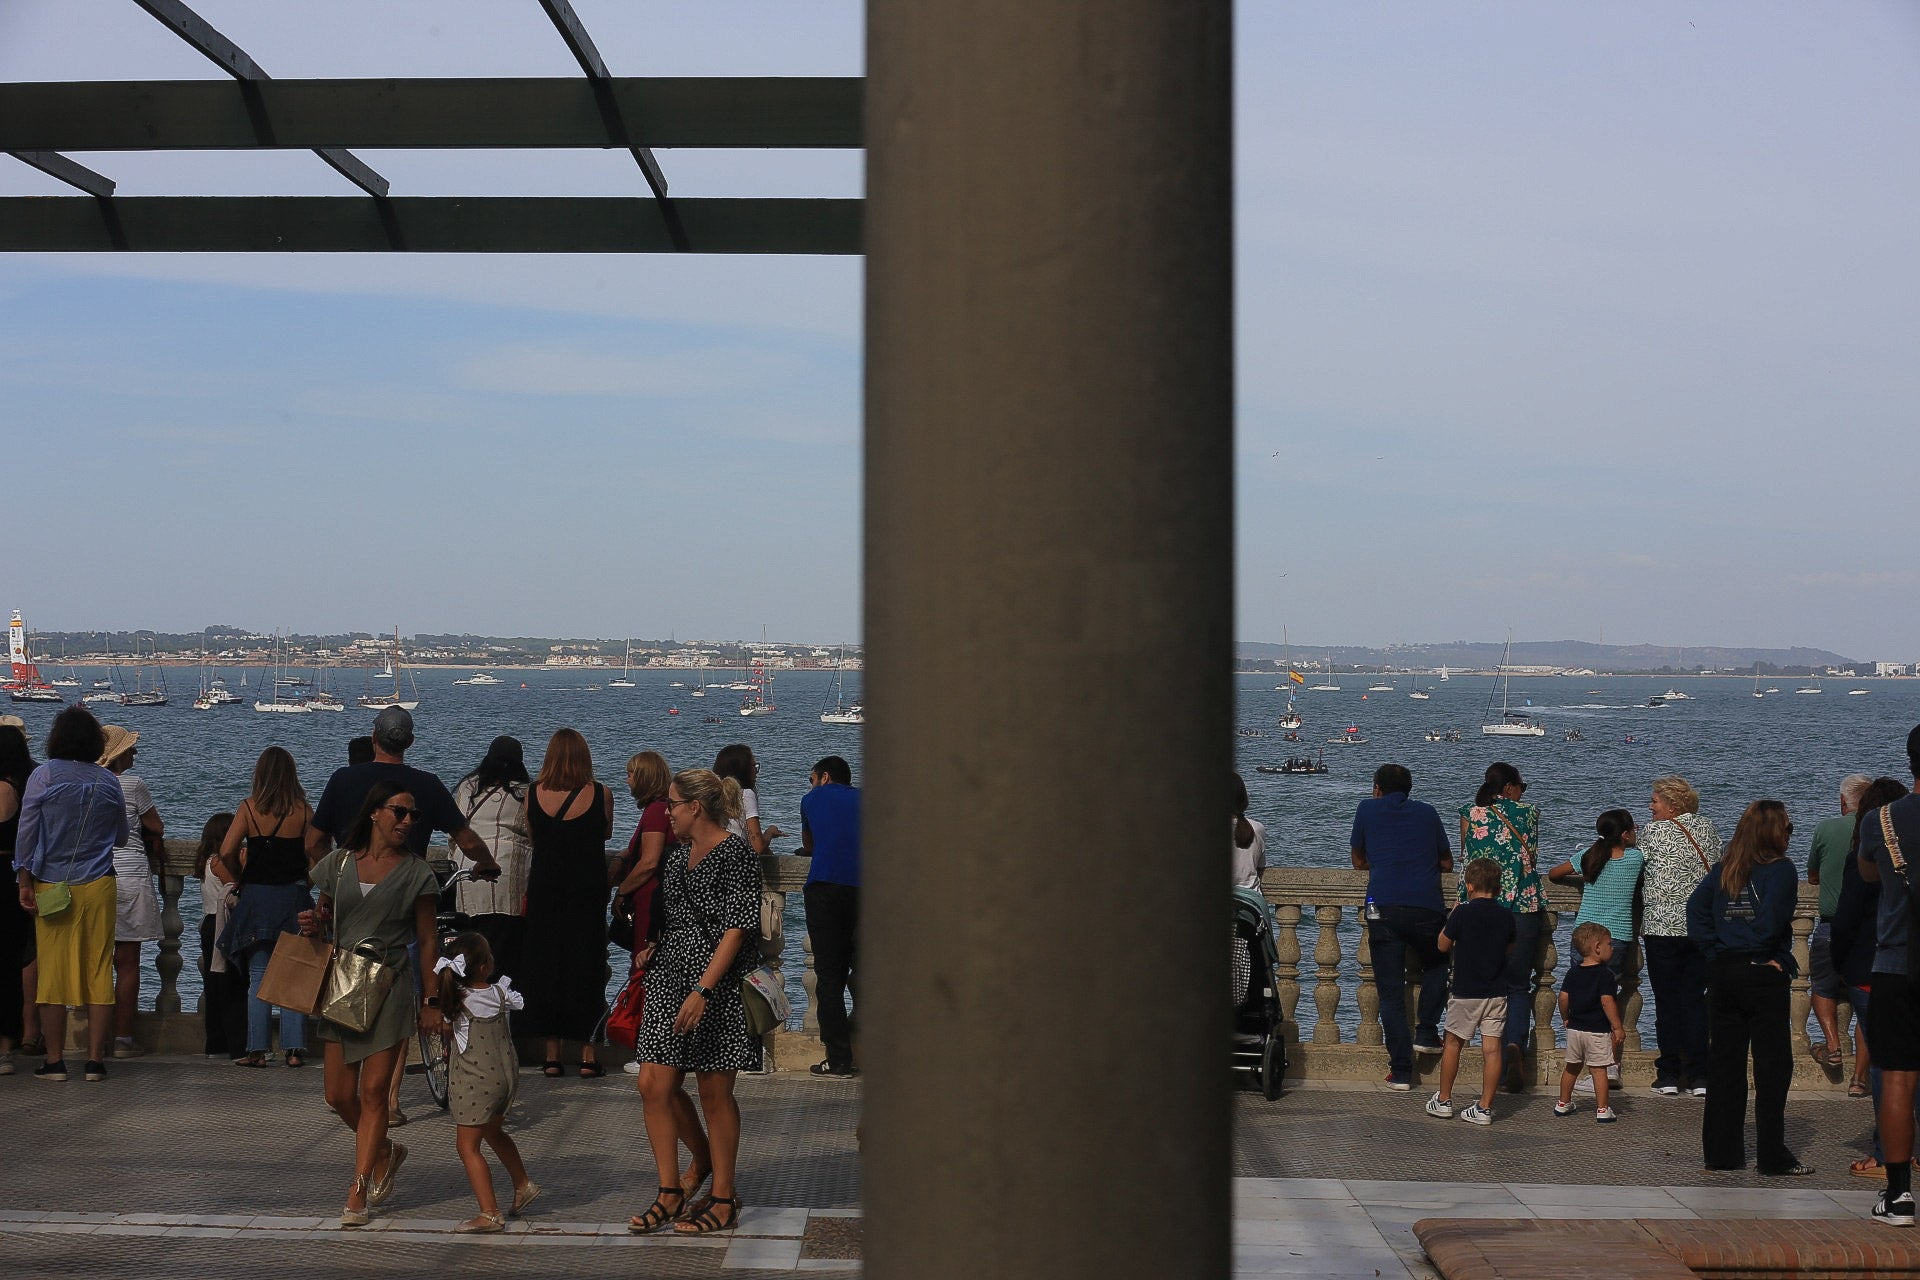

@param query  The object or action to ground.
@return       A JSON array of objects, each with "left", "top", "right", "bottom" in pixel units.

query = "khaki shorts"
[
  {"left": 1444, "top": 995, "right": 1506, "bottom": 1044},
  {"left": 1564, "top": 1028, "right": 1615, "bottom": 1069}
]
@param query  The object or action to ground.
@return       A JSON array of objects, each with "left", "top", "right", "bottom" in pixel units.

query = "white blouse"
[{"left": 452, "top": 976, "right": 524, "bottom": 1055}]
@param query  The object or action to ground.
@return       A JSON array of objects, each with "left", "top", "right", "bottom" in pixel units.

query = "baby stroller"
[{"left": 1231, "top": 887, "right": 1287, "bottom": 1100}]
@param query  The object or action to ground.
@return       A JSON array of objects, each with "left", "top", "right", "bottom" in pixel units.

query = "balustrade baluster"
[
  {"left": 1311, "top": 904, "right": 1343, "bottom": 1046},
  {"left": 801, "top": 931, "right": 822, "bottom": 1036},
  {"left": 1620, "top": 937, "right": 1645, "bottom": 1052},
  {"left": 1789, "top": 911, "right": 1814, "bottom": 1055},
  {"left": 156, "top": 872, "right": 184, "bottom": 1017},
  {"left": 1354, "top": 914, "right": 1380, "bottom": 1047},
  {"left": 1531, "top": 910, "right": 1559, "bottom": 1058},
  {"left": 1273, "top": 903, "right": 1302, "bottom": 1044}
]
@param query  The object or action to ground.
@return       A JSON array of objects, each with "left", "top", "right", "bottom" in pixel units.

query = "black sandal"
[
  {"left": 542, "top": 1060, "right": 565, "bottom": 1078},
  {"left": 676, "top": 1194, "right": 741, "bottom": 1235},
  {"left": 627, "top": 1186, "right": 685, "bottom": 1234},
  {"left": 578, "top": 1061, "right": 605, "bottom": 1079}
]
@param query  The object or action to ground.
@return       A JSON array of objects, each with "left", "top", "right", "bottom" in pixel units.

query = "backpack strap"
[{"left": 1884, "top": 806, "right": 1909, "bottom": 883}]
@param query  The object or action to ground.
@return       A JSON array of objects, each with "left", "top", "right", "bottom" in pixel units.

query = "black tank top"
[
  {"left": 0, "top": 770, "right": 26, "bottom": 860},
  {"left": 242, "top": 805, "right": 310, "bottom": 886}
]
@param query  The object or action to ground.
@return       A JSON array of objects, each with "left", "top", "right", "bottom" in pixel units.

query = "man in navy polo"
[
  {"left": 800, "top": 756, "right": 862, "bottom": 1077},
  {"left": 1351, "top": 762, "right": 1454, "bottom": 1089}
]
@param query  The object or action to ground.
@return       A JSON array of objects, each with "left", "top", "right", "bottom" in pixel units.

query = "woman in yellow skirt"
[{"left": 11, "top": 707, "right": 128, "bottom": 1082}]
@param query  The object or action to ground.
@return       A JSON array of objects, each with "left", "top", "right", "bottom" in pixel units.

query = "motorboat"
[
  {"left": 253, "top": 698, "right": 311, "bottom": 714},
  {"left": 821, "top": 704, "right": 864, "bottom": 725},
  {"left": 1795, "top": 685, "right": 1823, "bottom": 695},
  {"left": 1849, "top": 689, "right": 1870, "bottom": 696},
  {"left": 1423, "top": 728, "right": 1463, "bottom": 743},
  {"left": 1326, "top": 729, "right": 1367, "bottom": 745},
  {"left": 453, "top": 672, "right": 504, "bottom": 686},
  {"left": 1366, "top": 682, "right": 1394, "bottom": 692},
  {"left": 1647, "top": 696, "right": 1667, "bottom": 708},
  {"left": 1257, "top": 754, "right": 1327, "bottom": 775},
  {"left": 1564, "top": 729, "right": 1586, "bottom": 743},
  {"left": 81, "top": 690, "right": 120, "bottom": 705},
  {"left": 1659, "top": 689, "right": 1691, "bottom": 701}
]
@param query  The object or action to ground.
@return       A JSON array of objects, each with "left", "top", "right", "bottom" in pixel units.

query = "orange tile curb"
[{"left": 1415, "top": 1218, "right": 1920, "bottom": 1279}]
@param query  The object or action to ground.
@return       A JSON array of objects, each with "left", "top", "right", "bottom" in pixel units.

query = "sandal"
[
  {"left": 542, "top": 1060, "right": 565, "bottom": 1078},
  {"left": 628, "top": 1186, "right": 685, "bottom": 1234},
  {"left": 578, "top": 1061, "right": 605, "bottom": 1079},
  {"left": 285, "top": 1050, "right": 305, "bottom": 1069},
  {"left": 680, "top": 1163, "right": 712, "bottom": 1205},
  {"left": 1852, "top": 1156, "right": 1888, "bottom": 1178},
  {"left": 1850, "top": 1079, "right": 1873, "bottom": 1099},
  {"left": 510, "top": 1181, "right": 543, "bottom": 1216},
  {"left": 456, "top": 1212, "right": 505, "bottom": 1234},
  {"left": 236, "top": 1053, "right": 269, "bottom": 1069},
  {"left": 369, "top": 1141, "right": 406, "bottom": 1207},
  {"left": 676, "top": 1194, "right": 741, "bottom": 1235},
  {"left": 1811, "top": 1043, "right": 1842, "bottom": 1069}
]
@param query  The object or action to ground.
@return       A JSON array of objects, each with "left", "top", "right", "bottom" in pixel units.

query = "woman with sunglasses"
[
  {"left": 1458, "top": 761, "right": 1544, "bottom": 1092},
  {"left": 629, "top": 768, "right": 762, "bottom": 1237},
  {"left": 299, "top": 781, "right": 444, "bottom": 1227}
]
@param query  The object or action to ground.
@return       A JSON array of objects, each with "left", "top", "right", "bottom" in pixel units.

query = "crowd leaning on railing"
[
  {"left": 0, "top": 703, "right": 863, "bottom": 1236},
  {"left": 1243, "top": 722, "right": 1920, "bottom": 1225}
]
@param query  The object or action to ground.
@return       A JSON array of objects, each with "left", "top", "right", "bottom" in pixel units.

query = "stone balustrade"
[{"left": 117, "top": 845, "right": 1835, "bottom": 1085}]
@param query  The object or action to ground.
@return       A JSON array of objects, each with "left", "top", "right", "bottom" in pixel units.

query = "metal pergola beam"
[
  {"left": 6, "top": 151, "right": 116, "bottom": 198},
  {"left": 131, "top": 0, "right": 390, "bottom": 198},
  {"left": 0, "top": 78, "right": 862, "bottom": 153},
  {"left": 0, "top": 196, "right": 860, "bottom": 254}
]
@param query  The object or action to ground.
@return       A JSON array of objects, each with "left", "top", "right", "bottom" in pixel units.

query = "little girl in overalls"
[{"left": 434, "top": 932, "right": 539, "bottom": 1233}]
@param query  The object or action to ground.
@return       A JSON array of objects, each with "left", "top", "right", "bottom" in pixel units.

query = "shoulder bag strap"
[
  {"left": 1884, "top": 806, "right": 1910, "bottom": 883},
  {"left": 1674, "top": 820, "right": 1710, "bottom": 873}
]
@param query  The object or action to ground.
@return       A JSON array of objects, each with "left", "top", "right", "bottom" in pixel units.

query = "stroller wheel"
[{"left": 1260, "top": 1034, "right": 1284, "bottom": 1101}]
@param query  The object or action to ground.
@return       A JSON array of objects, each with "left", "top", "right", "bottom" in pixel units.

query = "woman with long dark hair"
[
  {"left": 518, "top": 728, "right": 614, "bottom": 1077},
  {"left": 298, "top": 781, "right": 444, "bottom": 1226},
  {"left": 1458, "top": 762, "right": 1543, "bottom": 1090},
  {"left": 451, "top": 736, "right": 533, "bottom": 981},
  {"left": 712, "top": 744, "right": 781, "bottom": 854},
  {"left": 217, "top": 746, "right": 314, "bottom": 1068},
  {"left": 1687, "top": 799, "right": 1810, "bottom": 1176},
  {"left": 1830, "top": 776, "right": 1912, "bottom": 1175},
  {"left": 1230, "top": 772, "right": 1266, "bottom": 891},
  {"left": 1547, "top": 809, "right": 1644, "bottom": 982},
  {"left": 0, "top": 720, "right": 40, "bottom": 1071}
]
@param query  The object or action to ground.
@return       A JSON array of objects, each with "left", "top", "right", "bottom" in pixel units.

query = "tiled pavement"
[{"left": 0, "top": 1057, "right": 1896, "bottom": 1277}]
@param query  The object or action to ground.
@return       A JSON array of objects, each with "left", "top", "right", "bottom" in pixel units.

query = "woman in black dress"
[
  {"left": 517, "top": 728, "right": 614, "bottom": 1078},
  {"left": 629, "top": 767, "right": 761, "bottom": 1237}
]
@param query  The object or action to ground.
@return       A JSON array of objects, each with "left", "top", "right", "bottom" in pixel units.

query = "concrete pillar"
[{"left": 864, "top": 3, "right": 1234, "bottom": 1277}]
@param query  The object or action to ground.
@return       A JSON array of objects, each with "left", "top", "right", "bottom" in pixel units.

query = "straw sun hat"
[{"left": 97, "top": 724, "right": 140, "bottom": 767}]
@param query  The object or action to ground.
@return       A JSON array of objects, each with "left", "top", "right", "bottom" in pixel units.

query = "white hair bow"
[{"left": 433, "top": 954, "right": 468, "bottom": 978}]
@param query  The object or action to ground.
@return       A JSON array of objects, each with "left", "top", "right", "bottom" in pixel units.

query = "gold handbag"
[{"left": 318, "top": 941, "right": 401, "bottom": 1034}]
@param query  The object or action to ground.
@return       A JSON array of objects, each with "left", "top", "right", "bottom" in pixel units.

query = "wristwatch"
[
  {"left": 424, "top": 997, "right": 440, "bottom": 1009},
  {"left": 692, "top": 984, "right": 715, "bottom": 1000}
]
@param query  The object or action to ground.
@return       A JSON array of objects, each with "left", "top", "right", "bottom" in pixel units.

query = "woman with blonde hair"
[
  {"left": 1687, "top": 799, "right": 1809, "bottom": 1175},
  {"left": 98, "top": 725, "right": 164, "bottom": 1061},
  {"left": 218, "top": 746, "right": 315, "bottom": 1068},
  {"left": 1639, "top": 774, "right": 1722, "bottom": 1096},
  {"left": 629, "top": 768, "right": 761, "bottom": 1236},
  {"left": 518, "top": 728, "right": 614, "bottom": 1077}
]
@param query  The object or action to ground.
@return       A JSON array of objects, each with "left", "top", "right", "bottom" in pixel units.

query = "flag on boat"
[{"left": 1288, "top": 671, "right": 1304, "bottom": 684}]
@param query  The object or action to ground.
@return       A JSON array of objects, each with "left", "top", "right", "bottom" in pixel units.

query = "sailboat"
[
  {"left": 119, "top": 637, "right": 169, "bottom": 706},
  {"left": 1276, "top": 627, "right": 1302, "bottom": 729},
  {"left": 303, "top": 665, "right": 345, "bottom": 712},
  {"left": 1408, "top": 685, "right": 1432, "bottom": 701},
  {"left": 254, "top": 633, "right": 310, "bottom": 714},
  {"left": 1308, "top": 651, "right": 1341, "bottom": 691},
  {"left": 821, "top": 648, "right": 864, "bottom": 724},
  {"left": 356, "top": 628, "right": 420, "bottom": 711},
  {"left": 689, "top": 671, "right": 707, "bottom": 698},
  {"left": 6, "top": 611, "right": 64, "bottom": 703},
  {"left": 1481, "top": 632, "right": 1544, "bottom": 737},
  {"left": 50, "top": 643, "right": 81, "bottom": 689},
  {"left": 607, "top": 641, "right": 636, "bottom": 689},
  {"left": 739, "top": 660, "right": 776, "bottom": 717},
  {"left": 1752, "top": 667, "right": 1765, "bottom": 699}
]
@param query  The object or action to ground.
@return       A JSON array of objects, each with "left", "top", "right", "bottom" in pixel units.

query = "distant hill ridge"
[{"left": 1236, "top": 639, "right": 1861, "bottom": 673}]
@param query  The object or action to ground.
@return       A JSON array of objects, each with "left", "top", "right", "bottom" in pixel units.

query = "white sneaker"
[
  {"left": 1689, "top": 1085, "right": 1708, "bottom": 1097},
  {"left": 621, "top": 1060, "right": 641, "bottom": 1075},
  {"left": 1594, "top": 1106, "right": 1618, "bottom": 1124},
  {"left": 1458, "top": 1102, "right": 1492, "bottom": 1126},
  {"left": 1552, "top": 1100, "right": 1575, "bottom": 1116},
  {"left": 1652, "top": 1080, "right": 1681, "bottom": 1096},
  {"left": 1424, "top": 1092, "right": 1453, "bottom": 1119},
  {"left": 1574, "top": 1075, "right": 1595, "bottom": 1095},
  {"left": 1874, "top": 1190, "right": 1915, "bottom": 1228},
  {"left": 0, "top": 1057, "right": 12, "bottom": 1076}
]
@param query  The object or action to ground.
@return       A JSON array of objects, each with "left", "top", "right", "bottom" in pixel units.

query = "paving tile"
[
  {"left": 162, "top": 1226, "right": 241, "bottom": 1239},
  {"left": 1232, "top": 1244, "right": 1416, "bottom": 1277},
  {"left": 1235, "top": 1218, "right": 1393, "bottom": 1248},
  {"left": 723, "top": 1236, "right": 804, "bottom": 1269},
  {"left": 807, "top": 1208, "right": 863, "bottom": 1219},
  {"left": 1524, "top": 1203, "right": 1700, "bottom": 1220},
  {"left": 739, "top": 1206, "right": 810, "bottom": 1237},
  {"left": 1505, "top": 1183, "right": 1688, "bottom": 1208},
  {"left": 1234, "top": 1177, "right": 1355, "bottom": 1199},
  {"left": 793, "top": 1262, "right": 859, "bottom": 1273},
  {"left": 1665, "top": 1186, "right": 1858, "bottom": 1215}
]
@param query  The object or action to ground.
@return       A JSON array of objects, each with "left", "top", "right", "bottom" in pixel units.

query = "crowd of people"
[
  {"left": 1309, "top": 724, "right": 1920, "bottom": 1224},
  {"left": 0, "top": 703, "right": 865, "bottom": 1235}
]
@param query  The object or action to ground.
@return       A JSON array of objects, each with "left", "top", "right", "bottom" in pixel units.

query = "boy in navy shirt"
[
  {"left": 1427, "top": 858, "right": 1517, "bottom": 1125},
  {"left": 1555, "top": 922, "right": 1625, "bottom": 1122}
]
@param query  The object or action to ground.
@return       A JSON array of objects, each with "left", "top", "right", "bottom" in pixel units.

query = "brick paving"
[{"left": 0, "top": 1057, "right": 1901, "bottom": 1277}]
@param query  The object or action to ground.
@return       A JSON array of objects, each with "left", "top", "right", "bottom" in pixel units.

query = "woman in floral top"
[
  {"left": 1638, "top": 775, "right": 1721, "bottom": 1095},
  {"left": 1458, "top": 762, "right": 1543, "bottom": 1091}
]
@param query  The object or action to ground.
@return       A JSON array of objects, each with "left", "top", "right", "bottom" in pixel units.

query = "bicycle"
[{"left": 405, "top": 864, "right": 472, "bottom": 1111}]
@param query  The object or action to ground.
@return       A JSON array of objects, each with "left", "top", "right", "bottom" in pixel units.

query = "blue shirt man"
[
  {"left": 1349, "top": 763, "right": 1454, "bottom": 1085},
  {"left": 800, "top": 756, "right": 862, "bottom": 1075}
]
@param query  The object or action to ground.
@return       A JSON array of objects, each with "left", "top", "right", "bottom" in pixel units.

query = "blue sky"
[{"left": 2, "top": 2, "right": 1916, "bottom": 657}]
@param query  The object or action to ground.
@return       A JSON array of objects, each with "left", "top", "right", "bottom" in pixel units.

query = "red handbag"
[{"left": 606, "top": 964, "right": 647, "bottom": 1049}]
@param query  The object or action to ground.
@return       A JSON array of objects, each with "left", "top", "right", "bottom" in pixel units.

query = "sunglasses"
[{"left": 382, "top": 804, "right": 422, "bottom": 822}]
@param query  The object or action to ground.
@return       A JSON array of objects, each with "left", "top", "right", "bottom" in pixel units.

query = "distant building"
[{"left": 1877, "top": 662, "right": 1911, "bottom": 677}]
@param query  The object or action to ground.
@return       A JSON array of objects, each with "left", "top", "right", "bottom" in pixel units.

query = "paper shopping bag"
[{"left": 257, "top": 931, "right": 334, "bottom": 1015}]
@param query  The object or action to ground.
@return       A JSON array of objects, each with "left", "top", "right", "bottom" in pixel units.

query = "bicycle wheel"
[{"left": 416, "top": 1027, "right": 450, "bottom": 1110}]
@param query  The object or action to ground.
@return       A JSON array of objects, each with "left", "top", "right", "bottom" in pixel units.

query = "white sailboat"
[
  {"left": 607, "top": 641, "right": 636, "bottom": 689},
  {"left": 821, "top": 648, "right": 863, "bottom": 725},
  {"left": 356, "top": 627, "right": 420, "bottom": 711},
  {"left": 689, "top": 672, "right": 707, "bottom": 698},
  {"left": 303, "top": 665, "right": 345, "bottom": 712},
  {"left": 119, "top": 638, "right": 169, "bottom": 706},
  {"left": 1408, "top": 686, "right": 1432, "bottom": 701},
  {"left": 1308, "top": 651, "right": 1341, "bottom": 691},
  {"left": 1481, "top": 632, "right": 1545, "bottom": 737},
  {"left": 255, "top": 633, "right": 311, "bottom": 714},
  {"left": 1752, "top": 668, "right": 1764, "bottom": 699},
  {"left": 1276, "top": 627, "right": 1302, "bottom": 729},
  {"left": 739, "top": 661, "right": 776, "bottom": 717}
]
